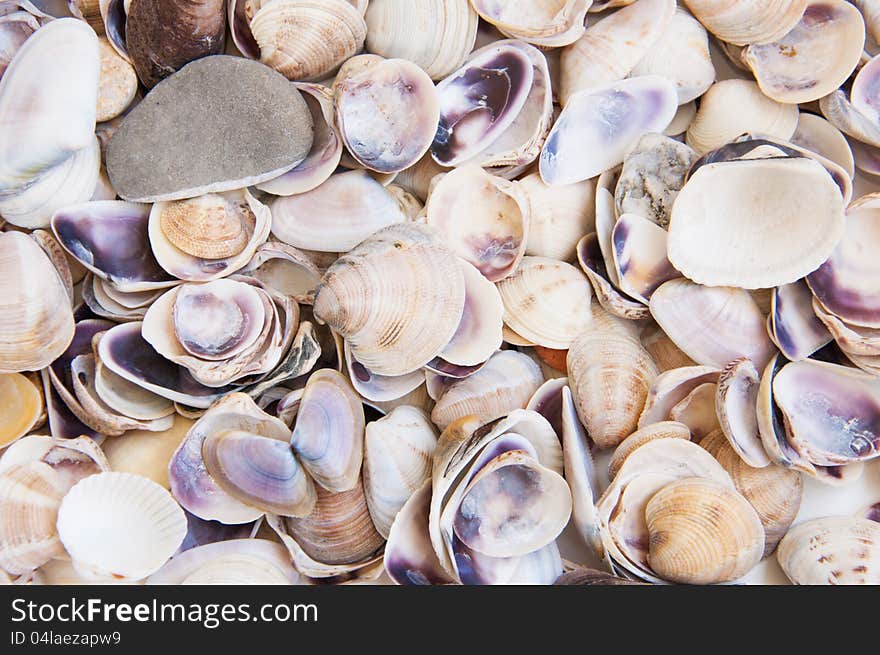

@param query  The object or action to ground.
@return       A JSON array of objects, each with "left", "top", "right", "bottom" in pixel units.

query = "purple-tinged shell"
[{"left": 769, "top": 280, "right": 832, "bottom": 361}]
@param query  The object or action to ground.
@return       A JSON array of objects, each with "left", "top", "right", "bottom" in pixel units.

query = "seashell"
[
  {"left": 0, "top": 135, "right": 101, "bottom": 230},
  {"left": 644, "top": 477, "right": 764, "bottom": 584},
  {"left": 540, "top": 76, "right": 678, "bottom": 185},
  {"left": 106, "top": 55, "right": 313, "bottom": 202},
  {"left": 820, "top": 88, "right": 880, "bottom": 150},
  {"left": 685, "top": 80, "right": 799, "bottom": 154},
  {"left": 668, "top": 381, "right": 719, "bottom": 442},
  {"left": 630, "top": 7, "right": 715, "bottom": 105},
  {"left": 202, "top": 428, "right": 315, "bottom": 517},
  {"left": 0, "top": 18, "right": 98, "bottom": 193},
  {"left": 149, "top": 189, "right": 270, "bottom": 282},
  {"left": 393, "top": 151, "right": 449, "bottom": 202},
  {"left": 743, "top": 0, "right": 864, "bottom": 105},
  {"left": 608, "top": 420, "right": 691, "bottom": 479},
  {"left": 335, "top": 57, "right": 439, "bottom": 174},
  {"left": 363, "top": 406, "right": 438, "bottom": 538},
  {"left": 249, "top": 0, "right": 366, "bottom": 81},
  {"left": 807, "top": 193, "right": 880, "bottom": 328},
  {"left": 715, "top": 358, "right": 770, "bottom": 468},
  {"left": 99, "top": 0, "right": 129, "bottom": 61},
  {"left": 649, "top": 280, "right": 776, "bottom": 370},
  {"left": 430, "top": 350, "right": 543, "bottom": 430},
  {"left": 56, "top": 472, "right": 187, "bottom": 581},
  {"left": 567, "top": 306, "right": 659, "bottom": 449},
  {"left": 290, "top": 368, "right": 363, "bottom": 493},
  {"left": 0, "top": 11, "right": 39, "bottom": 78},
  {"left": 453, "top": 538, "right": 563, "bottom": 585},
  {"left": 471, "top": 0, "right": 589, "bottom": 47},
  {"left": 756, "top": 354, "right": 815, "bottom": 472},
  {"left": 255, "top": 82, "right": 341, "bottom": 196},
  {"left": 96, "top": 36, "right": 136, "bottom": 122},
  {"left": 147, "top": 538, "right": 299, "bottom": 584},
  {"left": 517, "top": 173, "right": 595, "bottom": 262},
  {"left": 682, "top": 0, "right": 808, "bottom": 46},
  {"left": 700, "top": 429, "right": 802, "bottom": 557},
  {"left": 610, "top": 213, "right": 679, "bottom": 304},
  {"left": 555, "top": 569, "right": 644, "bottom": 585},
  {"left": 812, "top": 298, "right": 880, "bottom": 358},
  {"left": 640, "top": 321, "right": 697, "bottom": 371},
  {"left": 285, "top": 475, "right": 385, "bottom": 566},
  {"left": 777, "top": 516, "right": 880, "bottom": 584},
  {"left": 425, "top": 165, "right": 529, "bottom": 282},
  {"left": 0, "top": 461, "right": 65, "bottom": 575},
  {"left": 853, "top": 0, "right": 880, "bottom": 41},
  {"left": 68, "top": 0, "right": 105, "bottom": 35},
  {"left": 769, "top": 280, "right": 832, "bottom": 361},
  {"left": 496, "top": 257, "right": 593, "bottom": 349},
  {"left": 364, "top": 0, "right": 477, "bottom": 80},
  {"left": 667, "top": 157, "right": 845, "bottom": 289},
  {"left": 0, "top": 231, "right": 74, "bottom": 373},
  {"left": 614, "top": 132, "right": 697, "bottom": 229},
  {"left": 344, "top": 342, "right": 425, "bottom": 403},
  {"left": 664, "top": 100, "right": 697, "bottom": 136},
  {"left": 271, "top": 170, "right": 407, "bottom": 252},
  {"left": 384, "top": 480, "right": 454, "bottom": 585},
  {"left": 576, "top": 234, "right": 650, "bottom": 321},
  {"left": 0, "top": 373, "right": 42, "bottom": 448},
  {"left": 102, "top": 415, "right": 192, "bottom": 488},
  {"left": 638, "top": 364, "right": 720, "bottom": 427},
  {"left": 559, "top": 0, "right": 676, "bottom": 104},
  {"left": 313, "top": 223, "right": 466, "bottom": 376},
  {"left": 240, "top": 241, "right": 321, "bottom": 305},
  {"left": 862, "top": 502, "right": 880, "bottom": 523},
  {"left": 773, "top": 359, "right": 880, "bottom": 464}
]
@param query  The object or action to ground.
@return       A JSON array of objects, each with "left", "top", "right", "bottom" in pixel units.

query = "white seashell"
[
  {"left": 517, "top": 172, "right": 595, "bottom": 262},
  {"left": 777, "top": 516, "right": 880, "bottom": 584}
]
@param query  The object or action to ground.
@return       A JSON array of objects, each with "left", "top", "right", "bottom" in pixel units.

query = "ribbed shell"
[
  {"left": 682, "top": 0, "right": 808, "bottom": 46},
  {"left": 777, "top": 517, "right": 880, "bottom": 585}
]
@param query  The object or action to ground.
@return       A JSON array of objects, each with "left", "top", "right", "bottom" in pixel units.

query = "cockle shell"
[
  {"left": 777, "top": 516, "right": 880, "bottom": 584},
  {"left": 682, "top": 0, "right": 808, "bottom": 46}
]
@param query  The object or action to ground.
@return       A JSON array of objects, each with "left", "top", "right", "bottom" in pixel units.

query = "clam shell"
[
  {"left": 0, "top": 231, "right": 74, "bottom": 373},
  {"left": 608, "top": 420, "right": 691, "bottom": 479},
  {"left": 667, "top": 381, "right": 719, "bottom": 442},
  {"left": 791, "top": 113, "right": 855, "bottom": 180},
  {"left": 471, "top": 0, "right": 589, "bottom": 47},
  {"left": 0, "top": 461, "right": 65, "bottom": 575},
  {"left": 777, "top": 516, "right": 880, "bottom": 584},
  {"left": 638, "top": 364, "right": 720, "bottom": 427},
  {"left": 102, "top": 415, "right": 192, "bottom": 488},
  {"left": 640, "top": 321, "right": 697, "bottom": 371},
  {"left": 313, "top": 223, "right": 466, "bottom": 376},
  {"left": 769, "top": 280, "right": 832, "bottom": 361},
  {"left": 0, "top": 11, "right": 38, "bottom": 78},
  {"left": 56, "top": 471, "right": 187, "bottom": 581},
  {"left": 431, "top": 350, "right": 543, "bottom": 430},
  {"left": 682, "top": 0, "right": 808, "bottom": 46},
  {"left": 344, "top": 342, "right": 425, "bottom": 403},
  {"left": 518, "top": 173, "right": 595, "bottom": 262},
  {"left": 576, "top": 234, "right": 650, "bottom": 321},
  {"left": 240, "top": 241, "right": 321, "bottom": 305},
  {"left": 147, "top": 538, "right": 299, "bottom": 584},
  {"left": 645, "top": 477, "right": 764, "bottom": 584},
  {"left": 664, "top": 100, "right": 697, "bottom": 136},
  {"left": 0, "top": 373, "right": 42, "bottom": 448},
  {"left": 715, "top": 357, "right": 770, "bottom": 468},
  {"left": 610, "top": 213, "right": 679, "bottom": 304},
  {"left": 290, "top": 368, "right": 364, "bottom": 493}
]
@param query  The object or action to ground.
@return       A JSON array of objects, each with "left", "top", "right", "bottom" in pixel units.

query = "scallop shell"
[{"left": 777, "top": 516, "right": 880, "bottom": 584}]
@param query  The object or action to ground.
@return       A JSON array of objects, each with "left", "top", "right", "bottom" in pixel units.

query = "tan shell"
[
  {"left": 640, "top": 323, "right": 697, "bottom": 372},
  {"left": 682, "top": 0, "right": 808, "bottom": 46},
  {"left": 668, "top": 382, "right": 719, "bottom": 442},
  {"left": 96, "top": 37, "right": 137, "bottom": 123},
  {"left": 250, "top": 0, "right": 367, "bottom": 81},
  {"left": 0, "top": 373, "right": 43, "bottom": 449},
  {"left": 157, "top": 193, "right": 251, "bottom": 260},
  {"left": 645, "top": 477, "right": 765, "bottom": 584},
  {"left": 777, "top": 517, "right": 880, "bottom": 584},
  {"left": 608, "top": 421, "right": 691, "bottom": 479},
  {"left": 567, "top": 307, "right": 659, "bottom": 449},
  {"left": 517, "top": 172, "right": 596, "bottom": 262},
  {"left": 102, "top": 415, "right": 193, "bottom": 489},
  {"left": 701, "top": 429, "right": 802, "bottom": 557},
  {"left": 0, "top": 461, "right": 65, "bottom": 575}
]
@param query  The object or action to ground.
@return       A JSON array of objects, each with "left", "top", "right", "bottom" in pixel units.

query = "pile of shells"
[{"left": 1, "top": 0, "right": 880, "bottom": 587}]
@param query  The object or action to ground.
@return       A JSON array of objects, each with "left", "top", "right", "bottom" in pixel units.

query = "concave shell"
[
  {"left": 290, "top": 368, "right": 364, "bottom": 493},
  {"left": 682, "top": 0, "right": 808, "bottom": 46},
  {"left": 576, "top": 233, "right": 650, "bottom": 321},
  {"left": 438, "top": 259, "right": 504, "bottom": 367},
  {"left": 363, "top": 406, "right": 437, "bottom": 538},
  {"left": 807, "top": 193, "right": 880, "bottom": 328},
  {"left": 645, "top": 477, "right": 764, "bottom": 584},
  {"left": 0, "top": 461, "right": 65, "bottom": 575},
  {"left": 567, "top": 307, "right": 659, "bottom": 449},
  {"left": 610, "top": 213, "right": 679, "bottom": 304},
  {"left": 284, "top": 475, "right": 385, "bottom": 566},
  {"left": 255, "top": 82, "right": 342, "bottom": 196},
  {"left": 56, "top": 471, "right": 187, "bottom": 581},
  {"left": 102, "top": 415, "right": 192, "bottom": 488},
  {"left": 0, "top": 373, "right": 42, "bottom": 448},
  {"left": 773, "top": 359, "right": 880, "bottom": 464},
  {"left": 639, "top": 364, "right": 720, "bottom": 427},
  {"left": 0, "top": 231, "right": 74, "bottom": 373},
  {"left": 425, "top": 165, "right": 529, "bottom": 282},
  {"left": 52, "top": 200, "right": 174, "bottom": 293},
  {"left": 0, "top": 135, "right": 100, "bottom": 230},
  {"left": 312, "top": 223, "right": 466, "bottom": 376},
  {"left": 685, "top": 80, "right": 799, "bottom": 154},
  {"left": 743, "top": 0, "right": 865, "bottom": 105},
  {"left": 649, "top": 279, "right": 776, "bottom": 370},
  {"left": 249, "top": 0, "right": 366, "bottom": 81},
  {"left": 791, "top": 113, "right": 855, "bottom": 180},
  {"left": 0, "top": 11, "right": 38, "bottom": 78},
  {"left": 769, "top": 280, "right": 832, "bottom": 361},
  {"left": 270, "top": 170, "right": 407, "bottom": 252},
  {"left": 667, "top": 157, "right": 845, "bottom": 289},
  {"left": 608, "top": 420, "right": 691, "bottom": 480},
  {"left": 517, "top": 172, "right": 595, "bottom": 262},
  {"left": 540, "top": 75, "right": 678, "bottom": 185},
  {"left": 168, "top": 393, "right": 294, "bottom": 523},
  {"left": 0, "top": 18, "right": 98, "bottom": 193},
  {"left": 149, "top": 188, "right": 270, "bottom": 282},
  {"left": 125, "top": 0, "right": 226, "bottom": 88},
  {"left": 630, "top": 7, "right": 715, "bottom": 105},
  {"left": 147, "top": 538, "right": 299, "bottom": 584},
  {"left": 559, "top": 0, "right": 676, "bottom": 105},
  {"left": 715, "top": 358, "right": 770, "bottom": 468},
  {"left": 202, "top": 428, "right": 315, "bottom": 517},
  {"left": 240, "top": 241, "right": 321, "bottom": 305},
  {"left": 430, "top": 350, "right": 543, "bottom": 430},
  {"left": 777, "top": 516, "right": 880, "bottom": 584},
  {"left": 344, "top": 342, "right": 425, "bottom": 403},
  {"left": 335, "top": 57, "right": 439, "bottom": 174},
  {"left": 701, "top": 429, "right": 802, "bottom": 557},
  {"left": 364, "top": 0, "right": 477, "bottom": 80},
  {"left": 496, "top": 256, "right": 593, "bottom": 349},
  {"left": 471, "top": 0, "right": 588, "bottom": 46}
]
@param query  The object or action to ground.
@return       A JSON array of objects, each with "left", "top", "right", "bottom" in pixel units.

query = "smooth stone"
[{"left": 106, "top": 55, "right": 313, "bottom": 202}]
